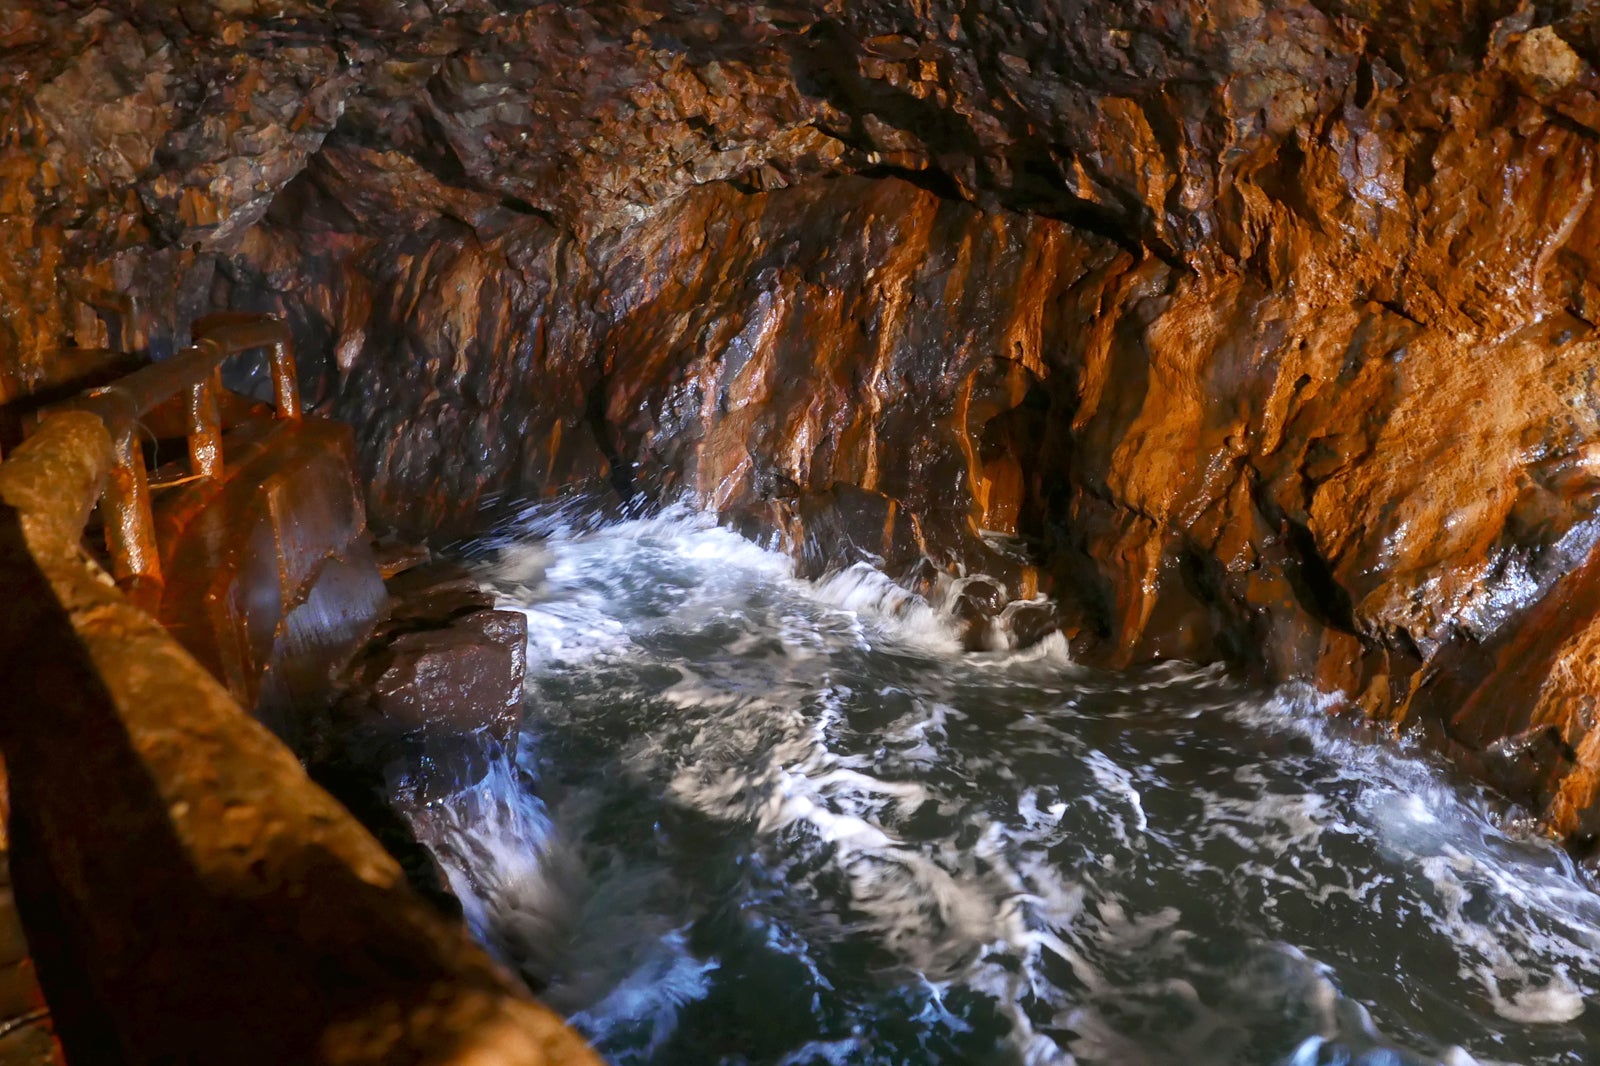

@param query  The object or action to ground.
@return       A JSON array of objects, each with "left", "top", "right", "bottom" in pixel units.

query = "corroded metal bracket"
[
  {"left": 102, "top": 430, "right": 160, "bottom": 598},
  {"left": 63, "top": 314, "right": 301, "bottom": 589},
  {"left": 185, "top": 367, "right": 224, "bottom": 481}
]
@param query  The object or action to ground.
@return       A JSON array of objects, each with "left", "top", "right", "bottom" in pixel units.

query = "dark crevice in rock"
[
  {"left": 584, "top": 373, "right": 642, "bottom": 509},
  {"left": 855, "top": 163, "right": 969, "bottom": 202}
]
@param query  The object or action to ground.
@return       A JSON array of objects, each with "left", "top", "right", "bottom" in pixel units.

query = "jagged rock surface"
[{"left": 7, "top": 1, "right": 1600, "bottom": 839}]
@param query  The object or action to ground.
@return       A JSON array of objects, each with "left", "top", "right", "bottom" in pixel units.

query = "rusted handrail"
[
  {"left": 0, "top": 412, "right": 600, "bottom": 1066},
  {"left": 63, "top": 313, "right": 300, "bottom": 590}
]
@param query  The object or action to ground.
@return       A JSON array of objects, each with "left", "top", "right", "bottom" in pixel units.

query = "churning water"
[{"left": 397, "top": 505, "right": 1600, "bottom": 1065}]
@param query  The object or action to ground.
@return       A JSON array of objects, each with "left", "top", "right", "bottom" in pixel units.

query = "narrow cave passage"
[{"left": 6, "top": 1, "right": 1600, "bottom": 1064}]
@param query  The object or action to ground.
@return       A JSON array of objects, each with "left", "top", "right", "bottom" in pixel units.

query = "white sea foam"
[{"left": 399, "top": 504, "right": 1600, "bottom": 1066}]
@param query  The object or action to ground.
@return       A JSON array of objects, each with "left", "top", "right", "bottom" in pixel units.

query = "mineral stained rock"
[{"left": 6, "top": 1, "right": 1600, "bottom": 838}]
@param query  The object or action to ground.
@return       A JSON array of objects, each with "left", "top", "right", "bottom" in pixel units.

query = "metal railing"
[
  {"left": 0, "top": 321, "right": 601, "bottom": 1065},
  {"left": 62, "top": 313, "right": 299, "bottom": 589}
]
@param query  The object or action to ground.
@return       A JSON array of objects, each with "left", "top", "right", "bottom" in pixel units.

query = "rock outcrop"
[
  {"left": 7, "top": 1, "right": 1600, "bottom": 841},
  {"left": 337, "top": 560, "right": 529, "bottom": 749}
]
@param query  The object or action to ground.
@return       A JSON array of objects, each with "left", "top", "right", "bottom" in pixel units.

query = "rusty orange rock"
[{"left": 6, "top": 1, "right": 1600, "bottom": 842}]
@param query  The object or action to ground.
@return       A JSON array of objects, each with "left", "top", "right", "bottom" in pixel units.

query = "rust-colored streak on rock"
[{"left": 8, "top": 2, "right": 1600, "bottom": 837}]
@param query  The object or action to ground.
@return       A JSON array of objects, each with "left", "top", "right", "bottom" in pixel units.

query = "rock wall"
[{"left": 8, "top": 1, "right": 1600, "bottom": 840}]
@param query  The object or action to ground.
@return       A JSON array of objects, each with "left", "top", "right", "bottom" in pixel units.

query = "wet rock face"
[
  {"left": 7, "top": 2, "right": 1600, "bottom": 833},
  {"left": 338, "top": 562, "right": 529, "bottom": 747}
]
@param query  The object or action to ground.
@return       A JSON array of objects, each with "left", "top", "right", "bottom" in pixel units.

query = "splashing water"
[{"left": 395, "top": 505, "right": 1600, "bottom": 1065}]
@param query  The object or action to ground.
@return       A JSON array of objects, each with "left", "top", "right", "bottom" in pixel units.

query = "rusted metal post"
[
  {"left": 0, "top": 412, "right": 604, "bottom": 1066},
  {"left": 188, "top": 313, "right": 299, "bottom": 420},
  {"left": 42, "top": 312, "right": 302, "bottom": 590},
  {"left": 185, "top": 368, "right": 223, "bottom": 480},
  {"left": 269, "top": 339, "right": 300, "bottom": 421},
  {"left": 102, "top": 429, "right": 161, "bottom": 589}
]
